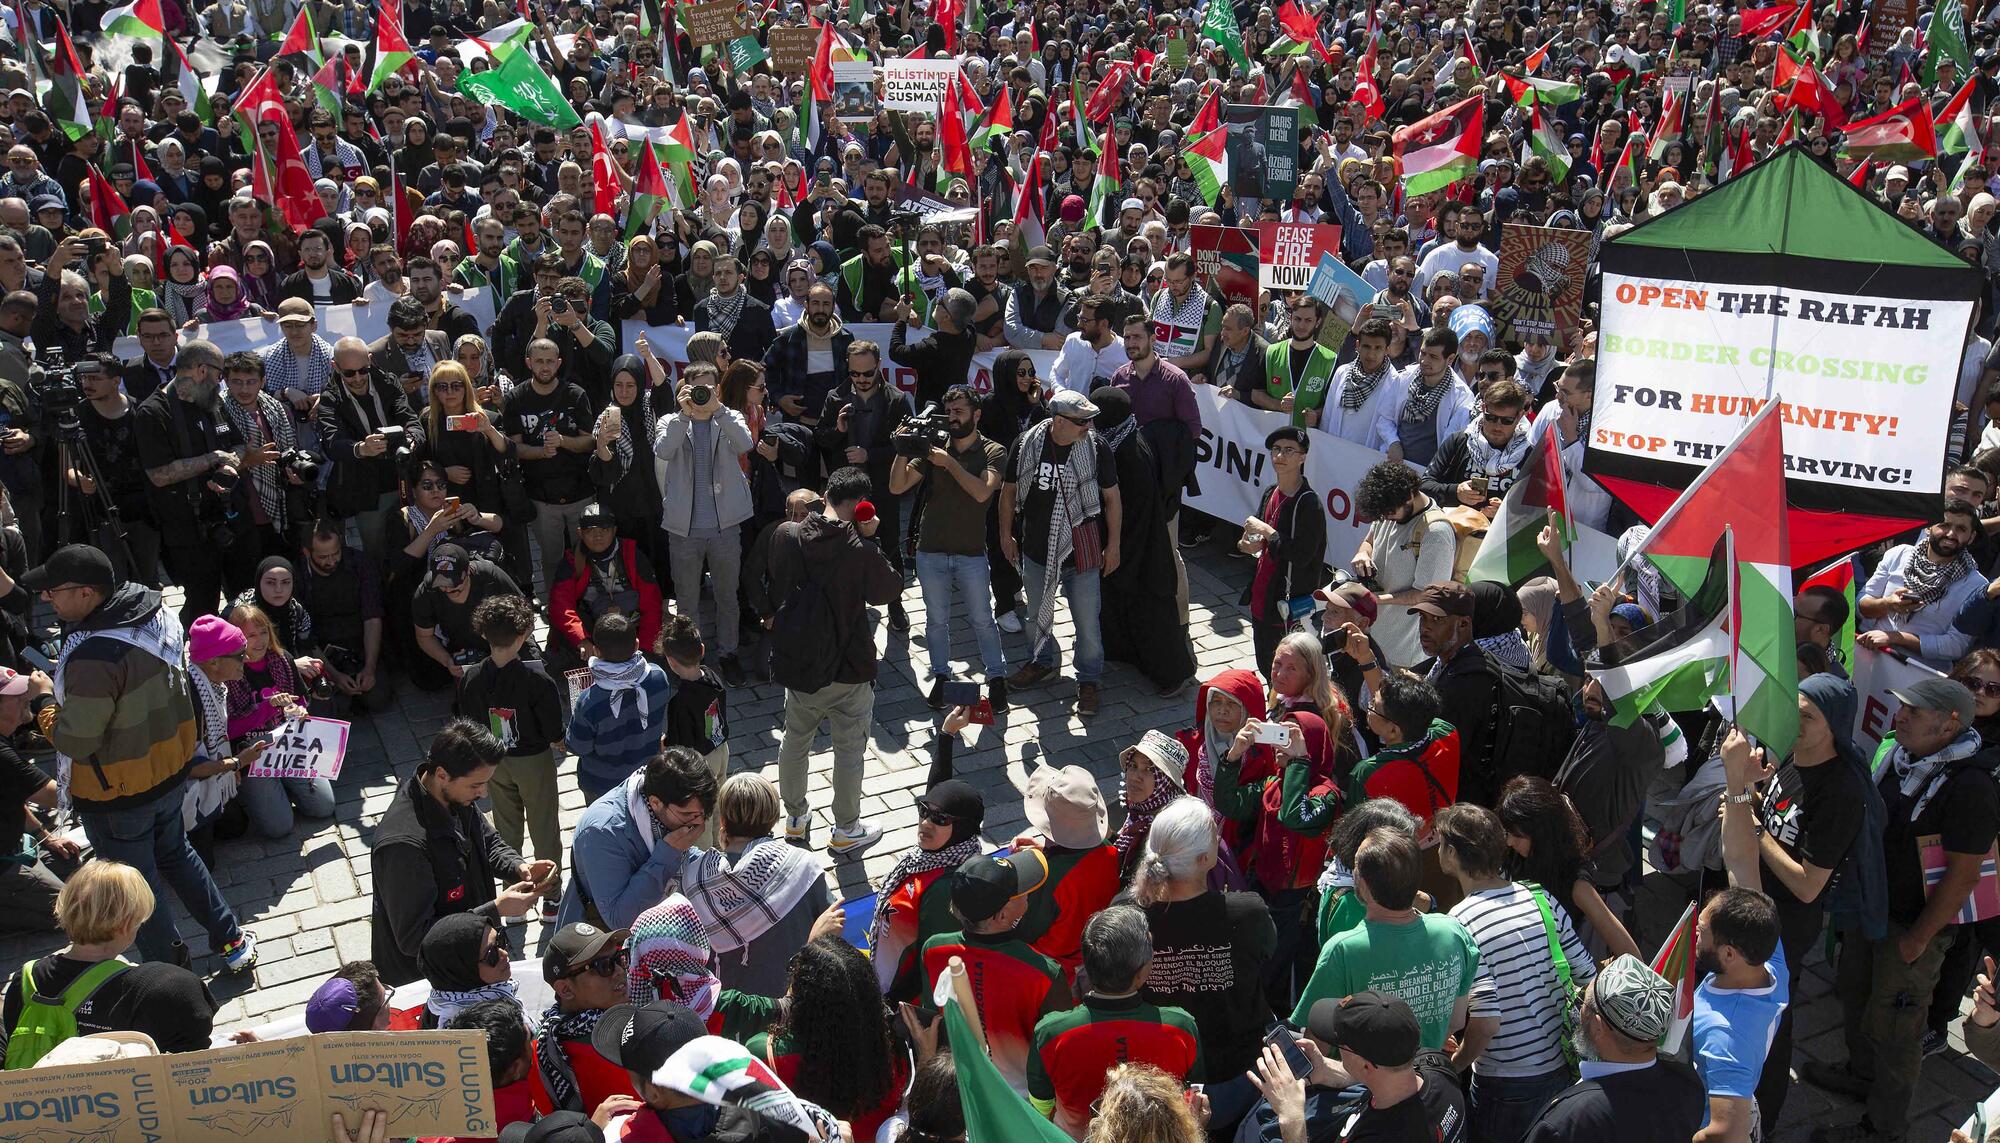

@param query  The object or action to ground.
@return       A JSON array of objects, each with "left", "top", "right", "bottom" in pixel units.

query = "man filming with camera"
[
  {"left": 888, "top": 383, "right": 1009, "bottom": 710},
  {"left": 134, "top": 339, "right": 270, "bottom": 631},
  {"left": 320, "top": 336, "right": 424, "bottom": 567},
  {"left": 69, "top": 354, "right": 160, "bottom": 588}
]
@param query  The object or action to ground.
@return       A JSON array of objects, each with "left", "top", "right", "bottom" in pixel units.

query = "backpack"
[
  {"left": 768, "top": 529, "right": 845, "bottom": 694},
  {"left": 4, "top": 958, "right": 127, "bottom": 1070},
  {"left": 1488, "top": 661, "right": 1579, "bottom": 789}
]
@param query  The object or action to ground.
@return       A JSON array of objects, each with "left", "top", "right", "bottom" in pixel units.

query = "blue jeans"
[
  {"left": 914, "top": 551, "right": 1007, "bottom": 680},
  {"left": 238, "top": 774, "right": 336, "bottom": 838},
  {"left": 1469, "top": 1067, "right": 1574, "bottom": 1143},
  {"left": 79, "top": 793, "right": 242, "bottom": 964},
  {"left": 1020, "top": 557, "right": 1103, "bottom": 683}
]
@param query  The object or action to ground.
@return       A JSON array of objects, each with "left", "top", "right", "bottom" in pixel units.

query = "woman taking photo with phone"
[{"left": 413, "top": 362, "right": 519, "bottom": 575}]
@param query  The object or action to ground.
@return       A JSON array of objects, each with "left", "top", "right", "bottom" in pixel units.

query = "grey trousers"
[
  {"left": 669, "top": 529, "right": 742, "bottom": 654},
  {"left": 531, "top": 498, "right": 596, "bottom": 590}
]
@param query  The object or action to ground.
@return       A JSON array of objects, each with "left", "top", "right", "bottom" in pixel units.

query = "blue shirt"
[{"left": 1692, "top": 943, "right": 1788, "bottom": 1123}]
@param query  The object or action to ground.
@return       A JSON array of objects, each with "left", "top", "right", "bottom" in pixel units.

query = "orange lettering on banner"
[
  {"left": 1611, "top": 282, "right": 1708, "bottom": 309},
  {"left": 1592, "top": 428, "right": 1668, "bottom": 453}
]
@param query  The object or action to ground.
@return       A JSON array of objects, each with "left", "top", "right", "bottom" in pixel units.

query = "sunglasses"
[
  {"left": 434, "top": 380, "right": 465, "bottom": 392},
  {"left": 1964, "top": 679, "right": 2000, "bottom": 698},
  {"left": 565, "top": 948, "right": 629, "bottom": 979},
  {"left": 339, "top": 366, "right": 371, "bottom": 378},
  {"left": 481, "top": 942, "right": 506, "bottom": 968},
  {"left": 848, "top": 369, "right": 878, "bottom": 379},
  {"left": 919, "top": 808, "right": 957, "bottom": 826},
  {"left": 1482, "top": 412, "right": 1520, "bottom": 426}
]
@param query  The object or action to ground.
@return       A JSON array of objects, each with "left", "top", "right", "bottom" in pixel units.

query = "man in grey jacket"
[{"left": 653, "top": 361, "right": 754, "bottom": 687}]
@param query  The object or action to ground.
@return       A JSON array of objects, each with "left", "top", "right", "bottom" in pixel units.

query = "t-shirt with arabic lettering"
[
  {"left": 1114, "top": 887, "right": 1276, "bottom": 1080},
  {"left": 1291, "top": 913, "right": 1481, "bottom": 1052}
]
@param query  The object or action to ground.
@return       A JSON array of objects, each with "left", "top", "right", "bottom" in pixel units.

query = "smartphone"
[
  {"left": 445, "top": 496, "right": 461, "bottom": 514},
  {"left": 601, "top": 405, "right": 623, "bottom": 434},
  {"left": 1252, "top": 720, "right": 1294, "bottom": 748},
  {"left": 940, "top": 680, "right": 983, "bottom": 707},
  {"left": 82, "top": 236, "right": 109, "bottom": 257},
  {"left": 1263, "top": 1024, "right": 1314, "bottom": 1080},
  {"left": 1470, "top": 474, "right": 1490, "bottom": 497},
  {"left": 446, "top": 412, "right": 482, "bottom": 432}
]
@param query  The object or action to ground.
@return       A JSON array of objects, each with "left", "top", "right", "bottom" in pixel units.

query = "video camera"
[
  {"left": 892, "top": 403, "right": 952, "bottom": 459},
  {"left": 29, "top": 347, "right": 89, "bottom": 431}
]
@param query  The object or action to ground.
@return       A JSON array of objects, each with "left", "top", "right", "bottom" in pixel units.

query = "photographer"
[
  {"left": 33, "top": 236, "right": 132, "bottom": 363},
  {"left": 888, "top": 288, "right": 978, "bottom": 412},
  {"left": 296, "top": 522, "right": 391, "bottom": 716},
  {"left": 71, "top": 355, "right": 161, "bottom": 588},
  {"left": 535, "top": 276, "right": 615, "bottom": 407},
  {"left": 220, "top": 352, "right": 313, "bottom": 559},
  {"left": 814, "top": 340, "right": 911, "bottom": 629},
  {"left": 319, "top": 337, "right": 424, "bottom": 563},
  {"left": 655, "top": 361, "right": 753, "bottom": 688},
  {"left": 0, "top": 311, "right": 39, "bottom": 565},
  {"left": 368, "top": 297, "right": 452, "bottom": 407},
  {"left": 888, "top": 383, "right": 1008, "bottom": 709},
  {"left": 134, "top": 339, "right": 268, "bottom": 630}
]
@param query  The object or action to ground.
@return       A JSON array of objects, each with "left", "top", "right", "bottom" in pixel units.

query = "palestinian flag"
[
  {"left": 160, "top": 36, "right": 212, "bottom": 123},
  {"left": 1940, "top": 76, "right": 1985, "bottom": 190},
  {"left": 44, "top": 17, "right": 92, "bottom": 141},
  {"left": 1592, "top": 530, "right": 1736, "bottom": 728},
  {"left": 1071, "top": 72, "right": 1096, "bottom": 151},
  {"left": 367, "top": 8, "right": 415, "bottom": 93},
  {"left": 310, "top": 55, "right": 346, "bottom": 121},
  {"left": 1201, "top": 0, "right": 1250, "bottom": 74},
  {"left": 1631, "top": 400, "right": 1798, "bottom": 757},
  {"left": 1467, "top": 427, "right": 1570, "bottom": 587},
  {"left": 1503, "top": 70, "right": 1581, "bottom": 108},
  {"left": 1011, "top": 150, "right": 1046, "bottom": 249},
  {"left": 1798, "top": 555, "right": 1859, "bottom": 671},
  {"left": 92, "top": 76, "right": 121, "bottom": 145},
  {"left": 657, "top": 113, "right": 699, "bottom": 208},
  {"left": 1783, "top": 0, "right": 1818, "bottom": 60},
  {"left": 86, "top": 164, "right": 129, "bottom": 237},
  {"left": 1841, "top": 95, "right": 1938, "bottom": 162},
  {"left": 1085, "top": 114, "right": 1121, "bottom": 226},
  {"left": 1185, "top": 124, "right": 1229, "bottom": 205},
  {"left": 276, "top": 5, "right": 323, "bottom": 69},
  {"left": 1651, "top": 902, "right": 1699, "bottom": 1054},
  {"left": 1925, "top": 0, "right": 1971, "bottom": 84},
  {"left": 1526, "top": 101, "right": 1570, "bottom": 182},
  {"left": 1606, "top": 133, "right": 1640, "bottom": 189},
  {"left": 1393, "top": 93, "right": 1482, "bottom": 196},
  {"left": 1286, "top": 65, "right": 1317, "bottom": 130},
  {"left": 1523, "top": 32, "right": 1557, "bottom": 73},
  {"left": 99, "top": 0, "right": 166, "bottom": 41},
  {"left": 972, "top": 84, "right": 1012, "bottom": 156},
  {"left": 624, "top": 137, "right": 668, "bottom": 239},
  {"left": 938, "top": 975, "right": 1071, "bottom": 1143}
]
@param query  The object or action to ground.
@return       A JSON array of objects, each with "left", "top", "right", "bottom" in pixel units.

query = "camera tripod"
[{"left": 48, "top": 411, "right": 137, "bottom": 582}]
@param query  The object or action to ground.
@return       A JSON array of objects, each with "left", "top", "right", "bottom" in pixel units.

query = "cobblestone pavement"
[{"left": 0, "top": 537, "right": 1985, "bottom": 1141}]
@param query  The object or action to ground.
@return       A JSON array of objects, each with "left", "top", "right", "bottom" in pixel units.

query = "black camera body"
[
  {"left": 893, "top": 403, "right": 951, "bottom": 459},
  {"left": 276, "top": 448, "right": 323, "bottom": 482}
]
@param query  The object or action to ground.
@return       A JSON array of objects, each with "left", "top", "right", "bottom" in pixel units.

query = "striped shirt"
[{"left": 1453, "top": 883, "right": 1597, "bottom": 1078}]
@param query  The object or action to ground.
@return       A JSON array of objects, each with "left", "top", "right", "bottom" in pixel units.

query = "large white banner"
[
  {"left": 881, "top": 57, "right": 962, "bottom": 112},
  {"left": 112, "top": 287, "right": 501, "bottom": 361},
  {"left": 1590, "top": 271, "right": 1972, "bottom": 498},
  {"left": 1850, "top": 643, "right": 1943, "bottom": 756},
  {"left": 1180, "top": 388, "right": 1381, "bottom": 570}
]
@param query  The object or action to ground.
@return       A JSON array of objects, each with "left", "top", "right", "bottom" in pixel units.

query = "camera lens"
[{"left": 689, "top": 385, "right": 712, "bottom": 406}]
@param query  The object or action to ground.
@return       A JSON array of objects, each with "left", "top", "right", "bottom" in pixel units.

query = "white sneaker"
[
  {"left": 996, "top": 611, "right": 1024, "bottom": 634},
  {"left": 785, "top": 813, "right": 812, "bottom": 846},
  {"left": 220, "top": 930, "right": 258, "bottom": 974},
  {"left": 828, "top": 822, "right": 883, "bottom": 857}
]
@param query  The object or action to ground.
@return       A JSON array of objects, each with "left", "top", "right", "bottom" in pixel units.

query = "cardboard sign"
[
  {"left": 247, "top": 716, "right": 352, "bottom": 781},
  {"left": 882, "top": 57, "right": 961, "bottom": 112},
  {"left": 682, "top": 0, "right": 742, "bottom": 46},
  {"left": 0, "top": 1031, "right": 494, "bottom": 1143},
  {"left": 1488, "top": 223, "right": 1592, "bottom": 347},
  {"left": 1867, "top": 0, "right": 1919, "bottom": 57},
  {"left": 1190, "top": 224, "right": 1260, "bottom": 310},
  {"left": 770, "top": 26, "right": 817, "bottom": 74},
  {"left": 1257, "top": 220, "right": 1343, "bottom": 291},
  {"left": 832, "top": 60, "right": 878, "bottom": 121}
]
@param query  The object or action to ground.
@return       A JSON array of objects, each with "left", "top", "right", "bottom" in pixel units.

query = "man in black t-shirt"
[
  {"left": 998, "top": 389, "right": 1121, "bottom": 717},
  {"left": 502, "top": 337, "right": 596, "bottom": 590},
  {"left": 1803, "top": 676, "right": 1999, "bottom": 1142},
  {"left": 409, "top": 543, "right": 533, "bottom": 692},
  {"left": 74, "top": 356, "right": 162, "bottom": 589},
  {"left": 1246, "top": 990, "right": 1465, "bottom": 1143}
]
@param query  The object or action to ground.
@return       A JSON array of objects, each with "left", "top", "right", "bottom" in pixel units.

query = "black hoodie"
[{"left": 765, "top": 512, "right": 901, "bottom": 691}]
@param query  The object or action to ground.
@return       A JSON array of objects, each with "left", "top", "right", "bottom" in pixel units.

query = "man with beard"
[
  {"left": 454, "top": 216, "right": 519, "bottom": 299},
  {"left": 890, "top": 384, "right": 1009, "bottom": 710},
  {"left": 405, "top": 255, "right": 480, "bottom": 343},
  {"left": 962, "top": 244, "right": 1009, "bottom": 349},
  {"left": 1253, "top": 296, "right": 1338, "bottom": 429},
  {"left": 1420, "top": 378, "right": 1533, "bottom": 516},
  {"left": 1516, "top": 955, "right": 1704, "bottom": 1143},
  {"left": 836, "top": 224, "right": 919, "bottom": 324},
  {"left": 134, "top": 339, "right": 270, "bottom": 630},
  {"left": 1388, "top": 326, "right": 1477, "bottom": 468},
  {"left": 321, "top": 337, "right": 425, "bottom": 567},
  {"left": 764, "top": 282, "right": 852, "bottom": 438},
  {"left": 890, "top": 289, "right": 978, "bottom": 411},
  {"left": 1370, "top": 254, "right": 1431, "bottom": 349},
  {"left": 279, "top": 227, "right": 365, "bottom": 304},
  {"left": 1322, "top": 317, "right": 1408, "bottom": 450},
  {"left": 1005, "top": 246, "right": 1072, "bottom": 351},
  {"left": 1415, "top": 206, "right": 1498, "bottom": 296},
  {"left": 815, "top": 342, "right": 912, "bottom": 630},
  {"left": 693, "top": 255, "right": 778, "bottom": 366},
  {"left": 1148, "top": 253, "right": 1218, "bottom": 378},
  {"left": 1857, "top": 499, "right": 1988, "bottom": 670},
  {"left": 72, "top": 355, "right": 161, "bottom": 587}
]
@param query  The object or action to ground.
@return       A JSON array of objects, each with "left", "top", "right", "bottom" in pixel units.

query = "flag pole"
[{"left": 945, "top": 957, "right": 987, "bottom": 1054}]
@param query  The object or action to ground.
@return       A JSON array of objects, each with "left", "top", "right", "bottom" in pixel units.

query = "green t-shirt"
[
  {"left": 1316, "top": 886, "right": 1367, "bottom": 948},
  {"left": 1290, "top": 913, "right": 1479, "bottom": 1051}
]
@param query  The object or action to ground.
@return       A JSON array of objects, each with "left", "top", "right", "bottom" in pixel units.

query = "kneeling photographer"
[
  {"left": 221, "top": 352, "right": 320, "bottom": 559},
  {"left": 813, "top": 339, "right": 911, "bottom": 628},
  {"left": 133, "top": 339, "right": 269, "bottom": 631},
  {"left": 70, "top": 354, "right": 161, "bottom": 588}
]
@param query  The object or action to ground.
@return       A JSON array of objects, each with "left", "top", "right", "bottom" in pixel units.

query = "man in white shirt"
[
  {"left": 1051, "top": 293, "right": 1128, "bottom": 396},
  {"left": 1416, "top": 207, "right": 1499, "bottom": 296},
  {"left": 1322, "top": 317, "right": 1410, "bottom": 451}
]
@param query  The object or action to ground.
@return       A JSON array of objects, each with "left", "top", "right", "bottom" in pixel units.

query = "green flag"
[
  {"left": 939, "top": 992, "right": 1071, "bottom": 1143},
  {"left": 459, "top": 45, "right": 582, "bottom": 128},
  {"left": 1201, "top": 0, "right": 1250, "bottom": 75},
  {"left": 726, "top": 35, "right": 769, "bottom": 72},
  {"left": 1925, "top": 0, "right": 1972, "bottom": 85}
]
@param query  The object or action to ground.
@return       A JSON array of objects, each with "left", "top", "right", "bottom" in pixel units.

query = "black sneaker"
[
  {"left": 888, "top": 601, "right": 911, "bottom": 632},
  {"left": 718, "top": 654, "right": 747, "bottom": 688},
  {"left": 927, "top": 675, "right": 952, "bottom": 710},
  {"left": 988, "top": 678, "right": 1009, "bottom": 712},
  {"left": 1179, "top": 521, "right": 1214, "bottom": 549}
]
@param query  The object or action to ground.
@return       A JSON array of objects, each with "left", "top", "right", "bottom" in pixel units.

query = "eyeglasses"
[
  {"left": 1271, "top": 444, "right": 1304, "bottom": 457},
  {"left": 433, "top": 380, "right": 464, "bottom": 392},
  {"left": 1482, "top": 412, "right": 1520, "bottom": 426}
]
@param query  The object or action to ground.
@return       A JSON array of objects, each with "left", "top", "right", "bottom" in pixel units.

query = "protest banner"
[
  {"left": 1488, "top": 223, "right": 1591, "bottom": 347},
  {"left": 1190, "top": 224, "right": 1260, "bottom": 310},
  {"left": 770, "top": 26, "right": 817, "bottom": 74},
  {"left": 1257, "top": 220, "right": 1343, "bottom": 291},
  {"left": 247, "top": 715, "right": 352, "bottom": 781},
  {"left": 0, "top": 1030, "right": 495, "bottom": 1143},
  {"left": 1225, "top": 104, "right": 1300, "bottom": 203},
  {"left": 1851, "top": 643, "right": 1941, "bottom": 755},
  {"left": 619, "top": 319, "right": 1060, "bottom": 400},
  {"left": 114, "top": 286, "right": 499, "bottom": 362},
  {"left": 1584, "top": 147, "right": 1981, "bottom": 564},
  {"left": 833, "top": 60, "right": 878, "bottom": 121},
  {"left": 882, "top": 57, "right": 961, "bottom": 112},
  {"left": 1306, "top": 250, "right": 1376, "bottom": 325},
  {"left": 1167, "top": 34, "right": 1188, "bottom": 69},
  {"left": 681, "top": 0, "right": 742, "bottom": 46},
  {"left": 1867, "top": 0, "right": 1920, "bottom": 56},
  {"left": 1180, "top": 386, "right": 1378, "bottom": 568}
]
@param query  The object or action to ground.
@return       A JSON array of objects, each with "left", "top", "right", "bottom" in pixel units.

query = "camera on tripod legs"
[
  {"left": 30, "top": 349, "right": 91, "bottom": 434},
  {"left": 892, "top": 403, "right": 952, "bottom": 459}
]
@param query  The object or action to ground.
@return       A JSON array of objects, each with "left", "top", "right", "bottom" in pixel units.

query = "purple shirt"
[{"left": 1110, "top": 358, "right": 1203, "bottom": 438}]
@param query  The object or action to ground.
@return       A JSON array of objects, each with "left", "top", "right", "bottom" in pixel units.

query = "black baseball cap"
[
  {"left": 499, "top": 1111, "right": 606, "bottom": 1143},
  {"left": 578, "top": 502, "right": 615, "bottom": 530},
  {"left": 1307, "top": 991, "right": 1420, "bottom": 1068},
  {"left": 591, "top": 1001, "right": 707, "bottom": 1077},
  {"left": 543, "top": 922, "right": 630, "bottom": 983},
  {"left": 18, "top": 544, "right": 116, "bottom": 593},
  {"left": 950, "top": 849, "right": 1048, "bottom": 924},
  {"left": 430, "top": 543, "right": 472, "bottom": 589}
]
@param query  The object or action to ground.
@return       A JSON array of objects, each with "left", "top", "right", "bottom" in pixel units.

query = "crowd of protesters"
[{"left": 2, "top": 0, "right": 2000, "bottom": 1141}]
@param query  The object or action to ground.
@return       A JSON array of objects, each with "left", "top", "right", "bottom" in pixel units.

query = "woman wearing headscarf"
[
  {"left": 232, "top": 555, "right": 321, "bottom": 657},
  {"left": 394, "top": 116, "right": 437, "bottom": 187},
  {"left": 129, "top": 179, "right": 168, "bottom": 217},
  {"left": 589, "top": 350, "right": 668, "bottom": 571},
  {"left": 872, "top": 779, "right": 985, "bottom": 1001},
  {"left": 157, "top": 244, "right": 206, "bottom": 326},
  {"left": 189, "top": 265, "right": 269, "bottom": 326},
  {"left": 674, "top": 239, "right": 718, "bottom": 318},
  {"left": 152, "top": 139, "right": 195, "bottom": 204},
  {"left": 624, "top": 893, "right": 776, "bottom": 1042},
  {"left": 1468, "top": 580, "right": 1531, "bottom": 671},
  {"left": 611, "top": 234, "right": 681, "bottom": 325},
  {"left": 1091, "top": 386, "right": 1198, "bottom": 693},
  {"left": 419, "top": 912, "right": 521, "bottom": 1027},
  {"left": 680, "top": 774, "right": 831, "bottom": 1000},
  {"left": 238, "top": 239, "right": 282, "bottom": 309},
  {"left": 1113, "top": 730, "right": 1194, "bottom": 880},
  {"left": 120, "top": 204, "right": 161, "bottom": 260},
  {"left": 192, "top": 156, "right": 232, "bottom": 231},
  {"left": 743, "top": 248, "right": 780, "bottom": 307}
]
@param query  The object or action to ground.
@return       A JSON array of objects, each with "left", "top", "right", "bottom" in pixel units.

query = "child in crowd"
[
  {"left": 456, "top": 594, "right": 567, "bottom": 921},
  {"left": 567, "top": 611, "right": 671, "bottom": 805},
  {"left": 659, "top": 613, "right": 730, "bottom": 850}
]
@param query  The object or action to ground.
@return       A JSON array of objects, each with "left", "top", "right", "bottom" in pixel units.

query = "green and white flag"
[
  {"left": 1926, "top": 0, "right": 1972, "bottom": 85},
  {"left": 460, "top": 44, "right": 582, "bottom": 128},
  {"left": 1201, "top": 0, "right": 1250, "bottom": 75},
  {"left": 726, "top": 35, "right": 769, "bottom": 72}
]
